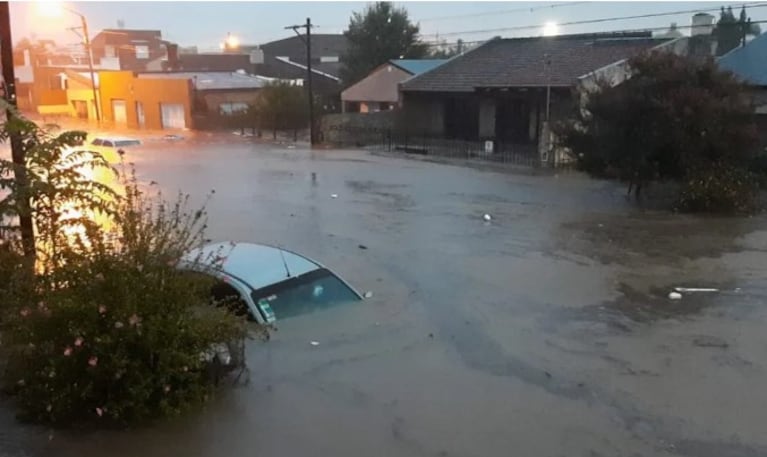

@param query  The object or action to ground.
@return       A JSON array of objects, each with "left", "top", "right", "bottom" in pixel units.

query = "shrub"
[
  {"left": 557, "top": 51, "right": 760, "bottom": 207},
  {"left": 0, "top": 113, "right": 249, "bottom": 426},
  {"left": 676, "top": 162, "right": 761, "bottom": 214}
]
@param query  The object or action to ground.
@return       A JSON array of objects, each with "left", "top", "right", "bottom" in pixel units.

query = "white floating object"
[
  {"left": 310, "top": 341, "right": 320, "bottom": 346},
  {"left": 483, "top": 214, "right": 492, "bottom": 221},
  {"left": 331, "top": 194, "right": 338, "bottom": 199},
  {"left": 364, "top": 291, "right": 373, "bottom": 298},
  {"left": 668, "top": 292, "right": 682, "bottom": 300},
  {"left": 674, "top": 287, "right": 719, "bottom": 293}
]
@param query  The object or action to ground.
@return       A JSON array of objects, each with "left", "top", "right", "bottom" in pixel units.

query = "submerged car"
[
  {"left": 178, "top": 242, "right": 363, "bottom": 373},
  {"left": 178, "top": 242, "right": 363, "bottom": 325},
  {"left": 87, "top": 136, "right": 142, "bottom": 163}
]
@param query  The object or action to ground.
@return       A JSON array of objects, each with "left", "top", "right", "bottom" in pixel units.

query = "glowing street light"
[
  {"left": 36, "top": 1, "right": 101, "bottom": 124},
  {"left": 224, "top": 33, "right": 239, "bottom": 51},
  {"left": 543, "top": 21, "right": 560, "bottom": 37}
]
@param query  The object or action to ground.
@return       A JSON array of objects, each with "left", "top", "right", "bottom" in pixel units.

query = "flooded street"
[{"left": 2, "top": 141, "right": 766, "bottom": 457}]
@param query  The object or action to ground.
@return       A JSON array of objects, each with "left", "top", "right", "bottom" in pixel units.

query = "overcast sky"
[{"left": 10, "top": 1, "right": 767, "bottom": 51}]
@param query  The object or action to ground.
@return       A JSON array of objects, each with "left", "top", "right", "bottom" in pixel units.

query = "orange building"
[{"left": 98, "top": 71, "right": 193, "bottom": 130}]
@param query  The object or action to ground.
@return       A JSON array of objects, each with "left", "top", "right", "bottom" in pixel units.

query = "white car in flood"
[
  {"left": 178, "top": 242, "right": 363, "bottom": 325},
  {"left": 179, "top": 242, "right": 363, "bottom": 370}
]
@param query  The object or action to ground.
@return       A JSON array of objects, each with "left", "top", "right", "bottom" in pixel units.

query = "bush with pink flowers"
[{"left": 0, "top": 113, "right": 247, "bottom": 426}]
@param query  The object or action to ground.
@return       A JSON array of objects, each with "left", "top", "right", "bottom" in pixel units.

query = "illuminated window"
[
  {"left": 135, "top": 45, "right": 149, "bottom": 59},
  {"left": 219, "top": 102, "right": 249, "bottom": 115}
]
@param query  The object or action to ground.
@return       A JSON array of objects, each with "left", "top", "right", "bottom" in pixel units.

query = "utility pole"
[
  {"left": 286, "top": 18, "right": 315, "bottom": 146},
  {"left": 80, "top": 15, "right": 101, "bottom": 124},
  {"left": 0, "top": 1, "right": 35, "bottom": 257}
]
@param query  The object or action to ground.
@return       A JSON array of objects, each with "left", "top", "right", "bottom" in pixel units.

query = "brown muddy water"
[{"left": 1, "top": 143, "right": 766, "bottom": 457}]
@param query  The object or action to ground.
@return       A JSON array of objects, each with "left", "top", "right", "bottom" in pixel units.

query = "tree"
[
  {"left": 341, "top": 2, "right": 429, "bottom": 86},
  {"left": 255, "top": 82, "right": 309, "bottom": 140},
  {"left": 429, "top": 39, "right": 465, "bottom": 59},
  {"left": 715, "top": 5, "right": 761, "bottom": 56},
  {"left": 557, "top": 51, "right": 759, "bottom": 211}
]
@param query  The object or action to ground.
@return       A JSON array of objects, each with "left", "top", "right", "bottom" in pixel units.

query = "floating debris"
[
  {"left": 310, "top": 341, "right": 320, "bottom": 347},
  {"left": 674, "top": 287, "right": 719, "bottom": 293},
  {"left": 331, "top": 194, "right": 338, "bottom": 199},
  {"left": 483, "top": 214, "right": 492, "bottom": 222},
  {"left": 364, "top": 291, "right": 373, "bottom": 298},
  {"left": 668, "top": 292, "right": 682, "bottom": 300}
]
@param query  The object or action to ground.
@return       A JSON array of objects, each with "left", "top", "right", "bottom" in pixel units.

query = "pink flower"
[
  {"left": 19, "top": 308, "right": 30, "bottom": 317},
  {"left": 63, "top": 347, "right": 72, "bottom": 357},
  {"left": 46, "top": 404, "right": 52, "bottom": 412},
  {"left": 37, "top": 301, "right": 46, "bottom": 310},
  {"left": 163, "top": 385, "right": 171, "bottom": 393},
  {"left": 95, "top": 273, "right": 104, "bottom": 281},
  {"left": 74, "top": 337, "right": 83, "bottom": 347},
  {"left": 88, "top": 356, "right": 98, "bottom": 367},
  {"left": 114, "top": 321, "right": 124, "bottom": 329},
  {"left": 128, "top": 314, "right": 142, "bottom": 327},
  {"left": 182, "top": 366, "right": 188, "bottom": 372},
  {"left": 95, "top": 407, "right": 103, "bottom": 417},
  {"left": 98, "top": 305, "right": 107, "bottom": 315}
]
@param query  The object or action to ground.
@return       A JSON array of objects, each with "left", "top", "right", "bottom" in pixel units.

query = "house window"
[
  {"left": 105, "top": 45, "right": 116, "bottom": 58},
  {"left": 320, "top": 56, "right": 339, "bottom": 63},
  {"left": 135, "top": 45, "right": 149, "bottom": 60},
  {"left": 219, "top": 102, "right": 249, "bottom": 115}
]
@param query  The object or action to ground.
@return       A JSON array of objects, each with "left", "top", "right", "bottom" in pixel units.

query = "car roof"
[
  {"left": 91, "top": 136, "right": 141, "bottom": 142},
  {"left": 181, "top": 242, "right": 323, "bottom": 291}
]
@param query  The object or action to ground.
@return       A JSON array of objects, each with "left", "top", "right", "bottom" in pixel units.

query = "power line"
[
  {"left": 320, "top": 2, "right": 590, "bottom": 30},
  {"left": 422, "top": 2, "right": 767, "bottom": 38},
  {"left": 417, "top": 18, "right": 767, "bottom": 49},
  {"left": 417, "top": 1, "right": 591, "bottom": 23}
]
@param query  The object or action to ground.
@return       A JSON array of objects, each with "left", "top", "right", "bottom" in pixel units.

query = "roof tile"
[{"left": 402, "top": 34, "right": 672, "bottom": 92}]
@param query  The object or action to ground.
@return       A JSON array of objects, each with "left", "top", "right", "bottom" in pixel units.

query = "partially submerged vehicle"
[{"left": 178, "top": 242, "right": 364, "bottom": 369}]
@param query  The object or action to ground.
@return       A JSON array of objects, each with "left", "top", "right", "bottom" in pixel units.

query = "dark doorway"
[
  {"left": 495, "top": 98, "right": 531, "bottom": 143},
  {"left": 444, "top": 96, "right": 479, "bottom": 140}
]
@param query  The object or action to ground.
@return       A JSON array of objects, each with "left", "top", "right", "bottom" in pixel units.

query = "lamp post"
[
  {"left": 68, "top": 8, "right": 100, "bottom": 124},
  {"left": 40, "top": 3, "right": 100, "bottom": 124}
]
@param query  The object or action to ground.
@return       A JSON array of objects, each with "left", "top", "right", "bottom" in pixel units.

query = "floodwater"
[{"left": 2, "top": 140, "right": 766, "bottom": 457}]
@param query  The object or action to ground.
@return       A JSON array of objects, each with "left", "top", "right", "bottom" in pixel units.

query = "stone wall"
[{"left": 319, "top": 111, "right": 397, "bottom": 145}]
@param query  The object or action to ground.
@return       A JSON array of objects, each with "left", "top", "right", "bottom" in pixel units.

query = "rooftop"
[
  {"left": 718, "top": 32, "right": 767, "bottom": 86},
  {"left": 137, "top": 71, "right": 276, "bottom": 90},
  {"left": 402, "top": 32, "right": 673, "bottom": 92},
  {"left": 391, "top": 59, "right": 446, "bottom": 76}
]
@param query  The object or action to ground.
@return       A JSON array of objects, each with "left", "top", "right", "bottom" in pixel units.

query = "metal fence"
[{"left": 324, "top": 125, "right": 578, "bottom": 169}]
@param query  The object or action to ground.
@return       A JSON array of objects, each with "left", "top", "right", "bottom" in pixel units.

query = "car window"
[
  {"left": 91, "top": 139, "right": 103, "bottom": 146},
  {"left": 211, "top": 281, "right": 250, "bottom": 319},
  {"left": 103, "top": 140, "right": 114, "bottom": 147},
  {"left": 116, "top": 140, "right": 141, "bottom": 147},
  {"left": 251, "top": 268, "right": 360, "bottom": 321}
]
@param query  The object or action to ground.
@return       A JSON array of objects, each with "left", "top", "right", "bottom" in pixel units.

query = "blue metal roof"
[
  {"left": 390, "top": 59, "right": 446, "bottom": 76},
  {"left": 718, "top": 33, "right": 767, "bottom": 86}
]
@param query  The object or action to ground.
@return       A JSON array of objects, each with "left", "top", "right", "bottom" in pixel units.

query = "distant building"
[
  {"left": 341, "top": 59, "right": 446, "bottom": 113},
  {"left": 718, "top": 32, "right": 767, "bottom": 148},
  {"left": 656, "top": 22, "right": 684, "bottom": 39},
  {"left": 90, "top": 29, "right": 167, "bottom": 72}
]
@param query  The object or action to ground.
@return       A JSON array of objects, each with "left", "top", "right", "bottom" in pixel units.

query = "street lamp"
[
  {"left": 223, "top": 33, "right": 239, "bottom": 52},
  {"left": 38, "top": 2, "right": 100, "bottom": 124}
]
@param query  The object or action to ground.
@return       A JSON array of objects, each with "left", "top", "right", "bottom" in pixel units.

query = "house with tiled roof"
[
  {"left": 230, "top": 34, "right": 347, "bottom": 112},
  {"left": 398, "top": 32, "right": 683, "bottom": 158},
  {"left": 718, "top": 32, "right": 767, "bottom": 148},
  {"left": 341, "top": 59, "right": 446, "bottom": 113}
]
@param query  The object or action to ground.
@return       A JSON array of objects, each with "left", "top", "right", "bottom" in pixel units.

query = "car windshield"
[
  {"left": 251, "top": 268, "right": 360, "bottom": 321},
  {"left": 115, "top": 140, "right": 141, "bottom": 147}
]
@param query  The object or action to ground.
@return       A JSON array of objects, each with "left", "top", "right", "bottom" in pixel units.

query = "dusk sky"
[{"left": 10, "top": 1, "right": 767, "bottom": 51}]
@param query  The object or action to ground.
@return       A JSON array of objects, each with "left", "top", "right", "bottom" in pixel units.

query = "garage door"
[
  {"left": 112, "top": 99, "right": 127, "bottom": 126},
  {"left": 160, "top": 103, "right": 186, "bottom": 130}
]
